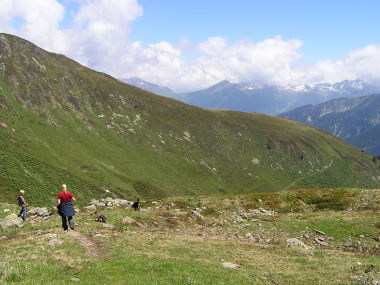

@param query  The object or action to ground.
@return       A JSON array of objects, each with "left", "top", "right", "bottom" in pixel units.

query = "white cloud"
[{"left": 1, "top": 0, "right": 380, "bottom": 91}]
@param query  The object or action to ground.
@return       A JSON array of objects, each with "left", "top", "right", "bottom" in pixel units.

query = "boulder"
[
  {"left": 28, "top": 207, "right": 52, "bottom": 217},
  {"left": 102, "top": 223, "right": 116, "bottom": 230},
  {"left": 84, "top": 204, "right": 97, "bottom": 211},
  {"left": 191, "top": 210, "right": 204, "bottom": 219},
  {"left": 343, "top": 240, "right": 353, "bottom": 247},
  {"left": 287, "top": 238, "right": 313, "bottom": 250},
  {"left": 221, "top": 262, "right": 239, "bottom": 269},
  {"left": 122, "top": 216, "right": 137, "bottom": 225},
  {"left": 1, "top": 213, "right": 23, "bottom": 230},
  {"left": 122, "top": 216, "right": 145, "bottom": 228}
]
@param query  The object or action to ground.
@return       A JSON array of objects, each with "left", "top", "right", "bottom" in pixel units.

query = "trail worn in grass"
[{"left": 0, "top": 188, "right": 379, "bottom": 284}]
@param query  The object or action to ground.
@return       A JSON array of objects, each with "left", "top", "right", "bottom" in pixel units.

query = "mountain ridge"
[
  {"left": 0, "top": 33, "right": 379, "bottom": 206},
  {"left": 280, "top": 94, "right": 380, "bottom": 156}
]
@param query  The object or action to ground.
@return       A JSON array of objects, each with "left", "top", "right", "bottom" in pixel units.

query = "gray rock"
[
  {"left": 374, "top": 236, "right": 380, "bottom": 242},
  {"left": 71, "top": 277, "right": 80, "bottom": 282},
  {"left": 84, "top": 205, "right": 97, "bottom": 211},
  {"left": 93, "top": 234, "right": 108, "bottom": 238},
  {"left": 48, "top": 238, "right": 63, "bottom": 248},
  {"left": 1, "top": 214, "right": 23, "bottom": 230},
  {"left": 28, "top": 207, "right": 52, "bottom": 217},
  {"left": 0, "top": 62, "right": 5, "bottom": 72},
  {"left": 315, "top": 229, "right": 326, "bottom": 235},
  {"left": 287, "top": 238, "right": 313, "bottom": 250},
  {"left": 314, "top": 237, "right": 328, "bottom": 246},
  {"left": 191, "top": 210, "right": 204, "bottom": 219},
  {"left": 122, "top": 216, "right": 137, "bottom": 225},
  {"left": 359, "top": 234, "right": 365, "bottom": 239},
  {"left": 222, "top": 262, "right": 239, "bottom": 269},
  {"left": 102, "top": 223, "right": 116, "bottom": 230},
  {"left": 343, "top": 240, "right": 353, "bottom": 247}
]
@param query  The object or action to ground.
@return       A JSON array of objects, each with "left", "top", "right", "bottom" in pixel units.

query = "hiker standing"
[
  {"left": 57, "top": 184, "right": 76, "bottom": 231},
  {"left": 17, "top": 190, "right": 28, "bottom": 221}
]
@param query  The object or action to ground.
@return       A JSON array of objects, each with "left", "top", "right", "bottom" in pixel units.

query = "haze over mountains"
[
  {"left": 0, "top": 33, "right": 379, "bottom": 206},
  {"left": 281, "top": 94, "right": 380, "bottom": 156},
  {"left": 123, "top": 78, "right": 380, "bottom": 115}
]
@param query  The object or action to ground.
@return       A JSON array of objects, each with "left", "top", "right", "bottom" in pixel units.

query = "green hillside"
[{"left": 0, "top": 33, "right": 379, "bottom": 206}]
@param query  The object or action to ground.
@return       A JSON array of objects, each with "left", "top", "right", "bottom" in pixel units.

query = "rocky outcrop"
[
  {"left": 28, "top": 207, "right": 54, "bottom": 218},
  {"left": 1, "top": 213, "right": 23, "bottom": 230},
  {"left": 287, "top": 238, "right": 314, "bottom": 250},
  {"left": 89, "top": 197, "right": 132, "bottom": 208}
]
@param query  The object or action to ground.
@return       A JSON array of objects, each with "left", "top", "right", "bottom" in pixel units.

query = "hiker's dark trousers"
[
  {"left": 19, "top": 206, "right": 27, "bottom": 220},
  {"left": 61, "top": 216, "right": 74, "bottom": 230}
]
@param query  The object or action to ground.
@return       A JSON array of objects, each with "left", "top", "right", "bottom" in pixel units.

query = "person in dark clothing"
[
  {"left": 17, "top": 190, "right": 28, "bottom": 221},
  {"left": 57, "top": 184, "right": 76, "bottom": 231},
  {"left": 132, "top": 198, "right": 141, "bottom": 211}
]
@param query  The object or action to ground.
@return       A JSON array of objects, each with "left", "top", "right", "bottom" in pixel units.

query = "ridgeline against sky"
[{"left": 1, "top": 0, "right": 380, "bottom": 91}]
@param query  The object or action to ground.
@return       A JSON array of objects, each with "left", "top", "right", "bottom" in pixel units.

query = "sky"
[{"left": 1, "top": 0, "right": 380, "bottom": 92}]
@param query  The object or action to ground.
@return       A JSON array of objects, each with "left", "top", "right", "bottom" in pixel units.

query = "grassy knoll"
[{"left": 0, "top": 188, "right": 378, "bottom": 284}]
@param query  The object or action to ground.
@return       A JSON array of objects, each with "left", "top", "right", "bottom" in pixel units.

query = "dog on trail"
[
  {"left": 132, "top": 198, "right": 141, "bottom": 211},
  {"left": 95, "top": 211, "right": 107, "bottom": 223}
]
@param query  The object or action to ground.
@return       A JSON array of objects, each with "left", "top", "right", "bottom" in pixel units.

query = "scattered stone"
[
  {"left": 245, "top": 233, "right": 254, "bottom": 240},
  {"left": 1, "top": 236, "right": 6, "bottom": 240},
  {"left": 257, "top": 199, "right": 263, "bottom": 203},
  {"left": 93, "top": 234, "right": 108, "bottom": 238},
  {"left": 89, "top": 198, "right": 132, "bottom": 208},
  {"left": 222, "top": 262, "right": 239, "bottom": 269},
  {"left": 314, "top": 237, "right": 328, "bottom": 246},
  {"left": 0, "top": 122, "right": 7, "bottom": 128},
  {"left": 44, "top": 233, "right": 57, "bottom": 239},
  {"left": 191, "top": 210, "right": 204, "bottom": 219},
  {"left": 315, "top": 229, "right": 326, "bottom": 235},
  {"left": 48, "top": 238, "right": 63, "bottom": 248},
  {"left": 102, "top": 223, "right": 116, "bottom": 230},
  {"left": 1, "top": 213, "right": 23, "bottom": 230},
  {"left": 374, "top": 236, "right": 380, "bottom": 242},
  {"left": 84, "top": 205, "right": 97, "bottom": 211},
  {"left": 287, "top": 238, "right": 313, "bottom": 250},
  {"left": 251, "top": 208, "right": 276, "bottom": 216},
  {"left": 359, "top": 234, "right": 365, "bottom": 239},
  {"left": 71, "top": 277, "right": 80, "bottom": 282},
  {"left": 343, "top": 240, "right": 353, "bottom": 247},
  {"left": 28, "top": 207, "right": 53, "bottom": 218},
  {"left": 3, "top": 209, "right": 9, "bottom": 212}
]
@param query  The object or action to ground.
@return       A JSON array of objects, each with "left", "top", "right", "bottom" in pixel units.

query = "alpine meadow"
[{"left": 0, "top": 33, "right": 379, "bottom": 285}]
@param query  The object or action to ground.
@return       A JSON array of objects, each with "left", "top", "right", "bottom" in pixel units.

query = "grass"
[
  {"left": 0, "top": 188, "right": 379, "bottom": 284},
  {"left": 0, "top": 33, "right": 380, "bottom": 207}
]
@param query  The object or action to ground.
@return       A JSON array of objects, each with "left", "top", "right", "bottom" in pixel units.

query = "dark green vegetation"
[
  {"left": 0, "top": 33, "right": 379, "bottom": 206},
  {"left": 280, "top": 94, "right": 380, "bottom": 156},
  {"left": 0, "top": 188, "right": 379, "bottom": 284}
]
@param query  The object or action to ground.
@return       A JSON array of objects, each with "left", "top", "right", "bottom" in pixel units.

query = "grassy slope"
[
  {"left": 0, "top": 188, "right": 379, "bottom": 284},
  {"left": 0, "top": 33, "right": 379, "bottom": 206}
]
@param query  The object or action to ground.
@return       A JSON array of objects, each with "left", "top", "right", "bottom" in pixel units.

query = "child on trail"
[{"left": 17, "top": 190, "right": 28, "bottom": 221}]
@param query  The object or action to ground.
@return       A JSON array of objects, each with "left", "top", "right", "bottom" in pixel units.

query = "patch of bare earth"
[{"left": 67, "top": 230, "right": 105, "bottom": 257}]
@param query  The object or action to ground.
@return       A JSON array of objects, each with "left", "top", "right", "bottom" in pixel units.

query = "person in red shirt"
[{"left": 57, "top": 184, "right": 76, "bottom": 231}]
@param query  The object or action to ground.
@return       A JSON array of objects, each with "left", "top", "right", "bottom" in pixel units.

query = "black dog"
[
  {"left": 95, "top": 211, "right": 107, "bottom": 223},
  {"left": 132, "top": 198, "right": 141, "bottom": 211}
]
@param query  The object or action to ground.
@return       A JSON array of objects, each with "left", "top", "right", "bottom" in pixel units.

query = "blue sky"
[
  {"left": 1, "top": 0, "right": 380, "bottom": 91},
  {"left": 129, "top": 0, "right": 380, "bottom": 62}
]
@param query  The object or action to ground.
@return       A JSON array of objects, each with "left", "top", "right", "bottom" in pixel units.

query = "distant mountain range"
[
  {"left": 280, "top": 94, "right": 380, "bottom": 156},
  {"left": 123, "top": 78, "right": 380, "bottom": 115}
]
